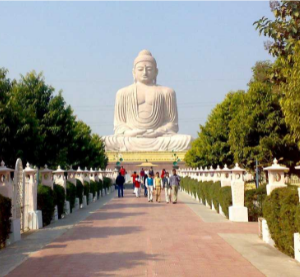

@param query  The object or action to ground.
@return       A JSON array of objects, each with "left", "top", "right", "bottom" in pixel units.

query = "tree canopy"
[
  {"left": 0, "top": 69, "right": 108, "bottom": 169},
  {"left": 185, "top": 61, "right": 300, "bottom": 170}
]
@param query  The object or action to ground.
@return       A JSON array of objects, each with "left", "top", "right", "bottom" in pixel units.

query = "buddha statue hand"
[
  {"left": 139, "top": 129, "right": 166, "bottom": 138},
  {"left": 123, "top": 129, "right": 146, "bottom": 137}
]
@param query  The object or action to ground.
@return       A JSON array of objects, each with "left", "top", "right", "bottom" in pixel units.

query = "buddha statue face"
[{"left": 133, "top": 61, "right": 158, "bottom": 85}]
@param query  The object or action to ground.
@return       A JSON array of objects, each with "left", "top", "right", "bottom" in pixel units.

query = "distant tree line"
[
  {"left": 185, "top": 1, "right": 300, "bottom": 171},
  {"left": 0, "top": 68, "right": 108, "bottom": 169}
]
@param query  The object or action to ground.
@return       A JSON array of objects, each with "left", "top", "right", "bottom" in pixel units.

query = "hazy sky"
[{"left": 0, "top": 1, "right": 274, "bottom": 138}]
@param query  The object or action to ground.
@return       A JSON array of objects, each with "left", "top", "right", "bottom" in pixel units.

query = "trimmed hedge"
[
  {"left": 180, "top": 176, "right": 267, "bottom": 220},
  {"left": 83, "top": 181, "right": 90, "bottom": 205},
  {"left": 90, "top": 180, "right": 97, "bottom": 198},
  {"left": 76, "top": 179, "right": 84, "bottom": 204},
  {"left": 219, "top": 187, "right": 232, "bottom": 218},
  {"left": 97, "top": 180, "right": 103, "bottom": 198},
  {"left": 103, "top": 177, "right": 112, "bottom": 192},
  {"left": 66, "top": 181, "right": 76, "bottom": 212},
  {"left": 181, "top": 177, "right": 226, "bottom": 213},
  {"left": 53, "top": 184, "right": 66, "bottom": 219},
  {"left": 263, "top": 186, "right": 299, "bottom": 257},
  {"left": 0, "top": 194, "right": 11, "bottom": 249},
  {"left": 37, "top": 184, "right": 55, "bottom": 227},
  {"left": 245, "top": 184, "right": 266, "bottom": 222}
]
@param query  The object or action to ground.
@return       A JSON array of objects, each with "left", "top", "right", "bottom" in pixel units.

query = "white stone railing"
[
  {"left": 179, "top": 163, "right": 249, "bottom": 222},
  {"left": 0, "top": 158, "right": 115, "bottom": 247},
  {"left": 179, "top": 159, "right": 300, "bottom": 263}
]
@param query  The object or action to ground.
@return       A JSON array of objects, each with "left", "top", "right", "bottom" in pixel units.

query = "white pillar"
[
  {"left": 229, "top": 163, "right": 248, "bottom": 222},
  {"left": 0, "top": 161, "right": 20, "bottom": 244},
  {"left": 24, "top": 163, "right": 42, "bottom": 230}
]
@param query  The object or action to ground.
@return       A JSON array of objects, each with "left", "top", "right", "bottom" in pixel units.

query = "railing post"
[{"left": 228, "top": 163, "right": 248, "bottom": 222}]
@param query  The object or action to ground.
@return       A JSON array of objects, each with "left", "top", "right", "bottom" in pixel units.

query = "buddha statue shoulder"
[{"left": 104, "top": 50, "right": 193, "bottom": 152}]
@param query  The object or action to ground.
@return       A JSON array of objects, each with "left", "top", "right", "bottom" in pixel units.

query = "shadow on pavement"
[
  {"left": 7, "top": 251, "right": 161, "bottom": 277},
  {"left": 102, "top": 202, "right": 166, "bottom": 210},
  {"left": 54, "top": 225, "right": 144, "bottom": 243},
  {"left": 80, "top": 211, "right": 147, "bottom": 221}
]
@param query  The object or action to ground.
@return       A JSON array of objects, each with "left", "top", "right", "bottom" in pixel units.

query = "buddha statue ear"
[
  {"left": 132, "top": 68, "right": 136, "bottom": 83},
  {"left": 154, "top": 68, "right": 158, "bottom": 84}
]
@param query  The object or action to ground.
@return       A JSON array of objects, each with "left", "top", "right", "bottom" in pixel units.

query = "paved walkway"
[{"left": 2, "top": 189, "right": 300, "bottom": 276}]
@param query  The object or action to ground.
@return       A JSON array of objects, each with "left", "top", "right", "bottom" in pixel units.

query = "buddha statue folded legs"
[
  {"left": 103, "top": 50, "right": 193, "bottom": 152},
  {"left": 104, "top": 134, "right": 193, "bottom": 152}
]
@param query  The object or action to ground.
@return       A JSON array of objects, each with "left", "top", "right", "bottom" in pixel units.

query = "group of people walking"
[{"left": 115, "top": 166, "right": 180, "bottom": 204}]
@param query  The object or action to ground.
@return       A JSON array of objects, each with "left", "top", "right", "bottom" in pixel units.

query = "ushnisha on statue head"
[{"left": 132, "top": 50, "right": 158, "bottom": 85}]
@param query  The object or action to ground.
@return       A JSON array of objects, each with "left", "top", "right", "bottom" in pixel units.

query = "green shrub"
[
  {"left": 0, "top": 194, "right": 11, "bottom": 249},
  {"left": 202, "top": 181, "right": 212, "bottom": 207},
  {"left": 211, "top": 182, "right": 221, "bottom": 212},
  {"left": 263, "top": 186, "right": 299, "bottom": 257},
  {"left": 37, "top": 184, "right": 55, "bottom": 227},
  {"left": 245, "top": 184, "right": 267, "bottom": 222},
  {"left": 197, "top": 181, "right": 205, "bottom": 201},
  {"left": 90, "top": 181, "right": 97, "bottom": 198},
  {"left": 66, "top": 181, "right": 76, "bottom": 212},
  {"left": 97, "top": 180, "right": 103, "bottom": 198},
  {"left": 103, "top": 177, "right": 112, "bottom": 191},
  {"left": 180, "top": 177, "right": 188, "bottom": 191},
  {"left": 219, "top": 186, "right": 232, "bottom": 218},
  {"left": 53, "top": 184, "right": 65, "bottom": 219},
  {"left": 295, "top": 205, "right": 300, "bottom": 233},
  {"left": 76, "top": 179, "right": 84, "bottom": 204},
  {"left": 83, "top": 181, "right": 90, "bottom": 204}
]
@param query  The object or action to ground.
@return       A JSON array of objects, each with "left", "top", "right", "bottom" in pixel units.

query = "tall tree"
[
  {"left": 280, "top": 43, "right": 300, "bottom": 145},
  {"left": 0, "top": 69, "right": 108, "bottom": 169},
  {"left": 185, "top": 91, "right": 245, "bottom": 168},
  {"left": 254, "top": 1, "right": 300, "bottom": 59},
  {"left": 229, "top": 61, "right": 300, "bottom": 169}
]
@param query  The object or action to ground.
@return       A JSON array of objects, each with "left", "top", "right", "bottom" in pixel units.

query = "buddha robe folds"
[{"left": 104, "top": 84, "right": 193, "bottom": 152}]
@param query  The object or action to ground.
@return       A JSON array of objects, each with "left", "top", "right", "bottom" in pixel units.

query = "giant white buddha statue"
[{"left": 104, "top": 50, "right": 193, "bottom": 152}]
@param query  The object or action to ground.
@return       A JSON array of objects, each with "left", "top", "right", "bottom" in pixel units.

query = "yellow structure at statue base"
[{"left": 107, "top": 151, "right": 187, "bottom": 163}]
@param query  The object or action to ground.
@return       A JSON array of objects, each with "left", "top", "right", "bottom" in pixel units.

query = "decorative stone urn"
[
  {"left": 24, "top": 163, "right": 43, "bottom": 230},
  {"left": 0, "top": 160, "right": 14, "bottom": 200},
  {"left": 220, "top": 164, "right": 231, "bottom": 187},
  {"left": 263, "top": 158, "right": 289, "bottom": 196},
  {"left": 40, "top": 165, "right": 53, "bottom": 189}
]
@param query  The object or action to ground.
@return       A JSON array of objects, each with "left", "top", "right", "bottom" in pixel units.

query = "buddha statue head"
[{"left": 132, "top": 50, "right": 158, "bottom": 85}]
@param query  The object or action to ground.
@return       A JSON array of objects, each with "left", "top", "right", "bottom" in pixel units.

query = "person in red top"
[
  {"left": 120, "top": 166, "right": 126, "bottom": 176},
  {"left": 161, "top": 169, "right": 166, "bottom": 178},
  {"left": 134, "top": 175, "right": 141, "bottom": 197},
  {"left": 131, "top": 171, "right": 137, "bottom": 191}
]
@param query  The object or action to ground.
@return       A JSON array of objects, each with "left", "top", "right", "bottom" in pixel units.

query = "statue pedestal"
[
  {"left": 229, "top": 206, "right": 248, "bottom": 222},
  {"left": 6, "top": 218, "right": 21, "bottom": 245},
  {"left": 28, "top": 210, "right": 43, "bottom": 230},
  {"left": 64, "top": 201, "right": 70, "bottom": 215},
  {"left": 88, "top": 193, "right": 93, "bottom": 203},
  {"left": 52, "top": 206, "right": 58, "bottom": 222},
  {"left": 74, "top": 198, "right": 80, "bottom": 211},
  {"left": 81, "top": 196, "right": 87, "bottom": 208},
  {"left": 262, "top": 219, "right": 275, "bottom": 246}
]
